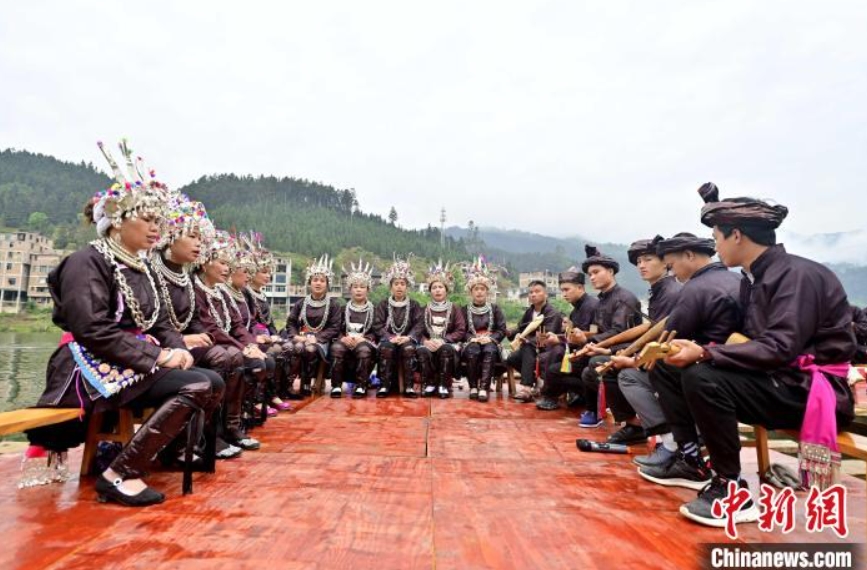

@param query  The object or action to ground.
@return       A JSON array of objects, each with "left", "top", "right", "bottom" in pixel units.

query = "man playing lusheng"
[{"left": 651, "top": 183, "right": 856, "bottom": 528}]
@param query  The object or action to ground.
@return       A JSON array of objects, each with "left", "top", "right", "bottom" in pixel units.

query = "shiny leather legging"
[
  {"left": 417, "top": 344, "right": 458, "bottom": 389},
  {"left": 462, "top": 342, "right": 499, "bottom": 391},
  {"left": 377, "top": 340, "right": 416, "bottom": 392},
  {"left": 330, "top": 340, "right": 376, "bottom": 389},
  {"left": 110, "top": 367, "right": 224, "bottom": 480},
  {"left": 282, "top": 341, "right": 324, "bottom": 389}
]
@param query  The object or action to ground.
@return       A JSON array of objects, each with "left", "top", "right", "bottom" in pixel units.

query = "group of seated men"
[{"left": 501, "top": 183, "right": 862, "bottom": 528}]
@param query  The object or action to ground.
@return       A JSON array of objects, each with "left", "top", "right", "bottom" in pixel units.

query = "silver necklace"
[
  {"left": 305, "top": 295, "right": 328, "bottom": 309},
  {"left": 385, "top": 296, "right": 410, "bottom": 335},
  {"left": 425, "top": 300, "right": 452, "bottom": 339},
  {"left": 467, "top": 302, "right": 492, "bottom": 336},
  {"left": 91, "top": 239, "right": 160, "bottom": 331},
  {"left": 195, "top": 276, "right": 231, "bottom": 333},
  {"left": 247, "top": 286, "right": 267, "bottom": 303},
  {"left": 151, "top": 253, "right": 195, "bottom": 332},
  {"left": 222, "top": 284, "right": 252, "bottom": 331},
  {"left": 345, "top": 300, "right": 374, "bottom": 335},
  {"left": 300, "top": 295, "right": 331, "bottom": 333}
]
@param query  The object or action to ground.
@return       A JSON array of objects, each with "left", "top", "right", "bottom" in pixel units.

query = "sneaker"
[
  {"left": 638, "top": 453, "right": 712, "bottom": 490},
  {"left": 233, "top": 437, "right": 261, "bottom": 451},
  {"left": 423, "top": 385, "right": 437, "bottom": 397},
  {"left": 477, "top": 389, "right": 489, "bottom": 402},
  {"left": 376, "top": 386, "right": 389, "bottom": 398},
  {"left": 216, "top": 444, "right": 243, "bottom": 460},
  {"left": 330, "top": 386, "right": 342, "bottom": 398},
  {"left": 437, "top": 386, "right": 450, "bottom": 399},
  {"left": 607, "top": 424, "right": 647, "bottom": 445},
  {"left": 633, "top": 443, "right": 678, "bottom": 468},
  {"left": 565, "top": 392, "right": 584, "bottom": 408},
  {"left": 579, "top": 411, "right": 603, "bottom": 428},
  {"left": 404, "top": 386, "right": 419, "bottom": 398},
  {"left": 352, "top": 385, "right": 366, "bottom": 399},
  {"left": 679, "top": 477, "right": 760, "bottom": 528},
  {"left": 535, "top": 397, "right": 561, "bottom": 411},
  {"left": 469, "top": 388, "right": 479, "bottom": 400}
]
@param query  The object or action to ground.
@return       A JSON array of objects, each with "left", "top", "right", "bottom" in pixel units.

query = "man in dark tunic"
[
  {"left": 593, "top": 237, "right": 681, "bottom": 443},
  {"left": 330, "top": 259, "right": 378, "bottom": 398},
  {"left": 536, "top": 268, "right": 598, "bottom": 410},
  {"left": 373, "top": 257, "right": 425, "bottom": 398},
  {"left": 572, "top": 245, "right": 642, "bottom": 427},
  {"left": 282, "top": 255, "right": 343, "bottom": 397},
  {"left": 506, "top": 280, "right": 563, "bottom": 402},
  {"left": 617, "top": 234, "right": 740, "bottom": 470},
  {"left": 649, "top": 183, "right": 856, "bottom": 528},
  {"left": 850, "top": 305, "right": 867, "bottom": 364}
]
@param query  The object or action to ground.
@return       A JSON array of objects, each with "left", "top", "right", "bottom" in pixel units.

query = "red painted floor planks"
[{"left": 1, "top": 390, "right": 864, "bottom": 569}]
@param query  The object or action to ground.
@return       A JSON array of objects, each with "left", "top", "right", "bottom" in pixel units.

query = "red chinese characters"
[
  {"left": 805, "top": 484, "right": 849, "bottom": 538},
  {"left": 757, "top": 484, "right": 796, "bottom": 534}
]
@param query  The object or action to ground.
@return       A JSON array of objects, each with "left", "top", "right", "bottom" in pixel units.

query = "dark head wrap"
[
  {"left": 558, "top": 266, "right": 585, "bottom": 285},
  {"left": 698, "top": 182, "right": 788, "bottom": 229},
  {"left": 655, "top": 232, "right": 716, "bottom": 257},
  {"left": 581, "top": 244, "right": 619, "bottom": 274},
  {"left": 627, "top": 236, "right": 664, "bottom": 265}
]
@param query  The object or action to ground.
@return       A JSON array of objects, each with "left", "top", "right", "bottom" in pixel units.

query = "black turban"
[
  {"left": 655, "top": 232, "right": 716, "bottom": 257},
  {"left": 581, "top": 244, "right": 619, "bottom": 274},
  {"left": 558, "top": 266, "right": 585, "bottom": 285},
  {"left": 698, "top": 182, "right": 789, "bottom": 229},
  {"left": 627, "top": 236, "right": 664, "bottom": 265}
]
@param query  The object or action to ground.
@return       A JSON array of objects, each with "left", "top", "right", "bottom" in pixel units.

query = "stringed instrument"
[
  {"left": 510, "top": 314, "right": 545, "bottom": 351},
  {"left": 631, "top": 330, "right": 751, "bottom": 370},
  {"left": 567, "top": 320, "right": 653, "bottom": 362},
  {"left": 594, "top": 317, "right": 671, "bottom": 374}
]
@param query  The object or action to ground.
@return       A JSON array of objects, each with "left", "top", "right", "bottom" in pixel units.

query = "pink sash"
[{"left": 794, "top": 354, "right": 849, "bottom": 489}]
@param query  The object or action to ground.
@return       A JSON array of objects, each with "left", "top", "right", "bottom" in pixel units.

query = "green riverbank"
[{"left": 0, "top": 309, "right": 58, "bottom": 333}]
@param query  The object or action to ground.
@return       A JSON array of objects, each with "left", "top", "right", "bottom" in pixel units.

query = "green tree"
[{"left": 26, "top": 211, "right": 50, "bottom": 234}]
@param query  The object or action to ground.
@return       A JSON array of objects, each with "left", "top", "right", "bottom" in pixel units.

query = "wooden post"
[{"left": 754, "top": 425, "right": 771, "bottom": 480}]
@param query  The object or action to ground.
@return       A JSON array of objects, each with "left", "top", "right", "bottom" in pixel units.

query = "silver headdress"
[
  {"left": 464, "top": 256, "right": 496, "bottom": 293},
  {"left": 240, "top": 231, "right": 275, "bottom": 273},
  {"left": 383, "top": 254, "right": 415, "bottom": 287},
  {"left": 157, "top": 192, "right": 215, "bottom": 250},
  {"left": 92, "top": 139, "right": 170, "bottom": 237},
  {"left": 197, "top": 229, "right": 236, "bottom": 266},
  {"left": 425, "top": 259, "right": 454, "bottom": 292},
  {"left": 344, "top": 258, "right": 374, "bottom": 289},
  {"left": 305, "top": 254, "right": 334, "bottom": 283}
]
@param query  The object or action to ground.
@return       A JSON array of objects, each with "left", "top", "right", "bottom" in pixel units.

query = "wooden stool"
[
  {"left": 80, "top": 408, "right": 153, "bottom": 477},
  {"left": 495, "top": 367, "right": 517, "bottom": 396},
  {"left": 313, "top": 360, "right": 328, "bottom": 396}
]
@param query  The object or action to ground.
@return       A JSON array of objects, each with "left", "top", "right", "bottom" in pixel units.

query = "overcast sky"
[{"left": 2, "top": 1, "right": 865, "bottom": 247}]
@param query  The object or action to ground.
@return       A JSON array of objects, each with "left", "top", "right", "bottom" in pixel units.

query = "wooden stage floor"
[{"left": 2, "top": 391, "right": 865, "bottom": 569}]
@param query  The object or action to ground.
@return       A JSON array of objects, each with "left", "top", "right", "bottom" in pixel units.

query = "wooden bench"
[
  {"left": 743, "top": 425, "right": 867, "bottom": 489},
  {"left": 0, "top": 408, "right": 82, "bottom": 437}
]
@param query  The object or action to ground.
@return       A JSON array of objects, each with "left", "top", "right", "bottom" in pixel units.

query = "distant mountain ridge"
[{"left": 446, "top": 225, "right": 867, "bottom": 305}]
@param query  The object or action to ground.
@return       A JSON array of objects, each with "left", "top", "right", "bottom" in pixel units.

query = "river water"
[{"left": 0, "top": 332, "right": 57, "bottom": 413}]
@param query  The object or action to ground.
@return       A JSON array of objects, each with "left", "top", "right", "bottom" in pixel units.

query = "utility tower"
[{"left": 440, "top": 207, "right": 446, "bottom": 249}]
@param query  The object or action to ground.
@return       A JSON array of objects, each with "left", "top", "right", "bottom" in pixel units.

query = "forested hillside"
[{"left": 0, "top": 150, "right": 466, "bottom": 260}]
